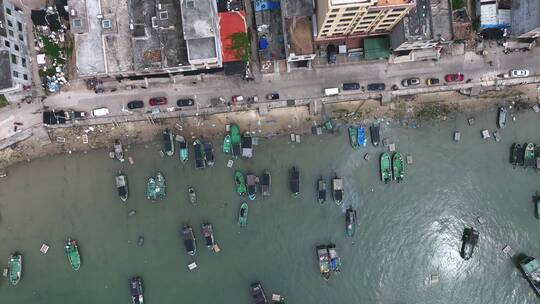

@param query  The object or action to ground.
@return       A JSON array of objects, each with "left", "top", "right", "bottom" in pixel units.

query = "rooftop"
[
  {"left": 377, "top": 0, "right": 415, "bottom": 7},
  {"left": 511, "top": 0, "right": 540, "bottom": 36},
  {"left": 282, "top": 0, "right": 313, "bottom": 17},
  {"left": 390, "top": 0, "right": 431, "bottom": 49},
  {"left": 180, "top": 0, "right": 219, "bottom": 62},
  {"left": 219, "top": 11, "right": 247, "bottom": 62},
  {"left": 285, "top": 16, "right": 314, "bottom": 55},
  {"left": 0, "top": 50, "right": 13, "bottom": 90},
  {"left": 429, "top": 0, "right": 452, "bottom": 41}
]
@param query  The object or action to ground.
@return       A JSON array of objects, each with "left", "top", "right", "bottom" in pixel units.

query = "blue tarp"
[
  {"left": 258, "top": 38, "right": 268, "bottom": 49},
  {"left": 255, "top": 0, "right": 280, "bottom": 12}
]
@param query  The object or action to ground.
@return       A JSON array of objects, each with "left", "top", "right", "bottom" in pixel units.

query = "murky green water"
[{"left": 1, "top": 108, "right": 540, "bottom": 303}]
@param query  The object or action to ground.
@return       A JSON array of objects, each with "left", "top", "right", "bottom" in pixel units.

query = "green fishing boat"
[
  {"left": 497, "top": 106, "right": 507, "bottom": 129},
  {"left": 392, "top": 152, "right": 404, "bottom": 182},
  {"left": 345, "top": 207, "right": 357, "bottom": 237},
  {"left": 155, "top": 172, "right": 166, "bottom": 199},
  {"left": 8, "top": 252, "right": 22, "bottom": 286},
  {"left": 230, "top": 124, "right": 241, "bottom": 158},
  {"left": 524, "top": 143, "right": 535, "bottom": 167},
  {"left": 147, "top": 172, "right": 166, "bottom": 200},
  {"left": 223, "top": 134, "right": 231, "bottom": 154},
  {"left": 380, "top": 153, "right": 392, "bottom": 184},
  {"left": 176, "top": 135, "right": 188, "bottom": 163},
  {"left": 535, "top": 192, "right": 540, "bottom": 220},
  {"left": 348, "top": 127, "right": 358, "bottom": 148},
  {"left": 65, "top": 238, "right": 81, "bottom": 271},
  {"left": 234, "top": 170, "right": 247, "bottom": 196},
  {"left": 147, "top": 177, "right": 157, "bottom": 200},
  {"left": 238, "top": 202, "right": 248, "bottom": 227}
]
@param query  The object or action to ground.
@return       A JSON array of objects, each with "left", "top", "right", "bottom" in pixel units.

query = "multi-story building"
[
  {"left": 315, "top": 0, "right": 415, "bottom": 41},
  {"left": 0, "top": 0, "right": 32, "bottom": 94}
]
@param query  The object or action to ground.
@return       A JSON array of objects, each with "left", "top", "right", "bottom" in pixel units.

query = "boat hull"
[
  {"left": 317, "top": 179, "right": 326, "bottom": 204},
  {"left": 8, "top": 253, "right": 22, "bottom": 286},
  {"left": 290, "top": 167, "right": 300, "bottom": 198},
  {"left": 65, "top": 238, "right": 81, "bottom": 271},
  {"left": 348, "top": 127, "right": 358, "bottom": 148},
  {"left": 357, "top": 127, "right": 367, "bottom": 147},
  {"left": 392, "top": 152, "right": 404, "bottom": 182},
  {"left": 498, "top": 107, "right": 507, "bottom": 129},
  {"left": 380, "top": 153, "right": 392, "bottom": 183},
  {"left": 235, "top": 171, "right": 247, "bottom": 196},
  {"left": 238, "top": 203, "right": 248, "bottom": 227}
]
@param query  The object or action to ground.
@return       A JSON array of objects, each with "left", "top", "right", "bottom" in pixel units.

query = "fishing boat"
[
  {"left": 203, "top": 141, "right": 215, "bottom": 167},
  {"left": 241, "top": 131, "right": 253, "bottom": 158},
  {"left": 202, "top": 223, "right": 216, "bottom": 251},
  {"left": 223, "top": 134, "right": 231, "bottom": 154},
  {"left": 327, "top": 244, "right": 341, "bottom": 273},
  {"left": 289, "top": 167, "right": 300, "bottom": 198},
  {"left": 182, "top": 225, "right": 196, "bottom": 256},
  {"left": 137, "top": 236, "right": 144, "bottom": 247},
  {"left": 316, "top": 245, "right": 331, "bottom": 280},
  {"left": 348, "top": 127, "right": 358, "bottom": 148},
  {"left": 460, "top": 227, "right": 479, "bottom": 260},
  {"left": 234, "top": 170, "right": 247, "bottom": 196},
  {"left": 392, "top": 152, "right": 404, "bottom": 182},
  {"left": 524, "top": 143, "right": 535, "bottom": 167},
  {"left": 261, "top": 170, "right": 271, "bottom": 197},
  {"left": 370, "top": 124, "right": 381, "bottom": 146},
  {"left": 194, "top": 138, "right": 206, "bottom": 169},
  {"left": 230, "top": 124, "right": 242, "bottom": 158},
  {"left": 380, "top": 153, "right": 392, "bottom": 184},
  {"left": 536, "top": 191, "right": 540, "bottom": 219},
  {"left": 155, "top": 172, "right": 166, "bottom": 199},
  {"left": 519, "top": 255, "right": 540, "bottom": 296},
  {"left": 163, "top": 128, "right": 174, "bottom": 156},
  {"left": 114, "top": 139, "right": 125, "bottom": 162},
  {"left": 250, "top": 282, "right": 268, "bottom": 304},
  {"left": 357, "top": 127, "right": 367, "bottom": 147},
  {"left": 8, "top": 253, "right": 22, "bottom": 285},
  {"left": 115, "top": 173, "right": 128, "bottom": 202},
  {"left": 65, "top": 238, "right": 81, "bottom": 271},
  {"left": 176, "top": 135, "right": 188, "bottom": 163},
  {"left": 238, "top": 202, "right": 248, "bottom": 227},
  {"left": 332, "top": 177, "right": 343, "bottom": 205},
  {"left": 129, "top": 277, "right": 144, "bottom": 304},
  {"left": 146, "top": 177, "right": 157, "bottom": 200},
  {"left": 345, "top": 207, "right": 357, "bottom": 237},
  {"left": 510, "top": 143, "right": 521, "bottom": 165},
  {"left": 188, "top": 186, "right": 197, "bottom": 206},
  {"left": 246, "top": 173, "right": 257, "bottom": 201},
  {"left": 317, "top": 178, "right": 326, "bottom": 204},
  {"left": 498, "top": 106, "right": 507, "bottom": 129}
]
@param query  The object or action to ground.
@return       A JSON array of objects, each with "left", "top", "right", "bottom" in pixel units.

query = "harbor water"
[{"left": 2, "top": 109, "right": 540, "bottom": 303}]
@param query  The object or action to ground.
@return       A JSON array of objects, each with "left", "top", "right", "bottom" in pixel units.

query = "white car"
[{"left": 510, "top": 69, "right": 530, "bottom": 77}]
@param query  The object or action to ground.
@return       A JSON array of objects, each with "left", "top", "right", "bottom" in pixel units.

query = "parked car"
[
  {"left": 127, "top": 100, "right": 144, "bottom": 109},
  {"left": 342, "top": 82, "right": 360, "bottom": 91},
  {"left": 231, "top": 95, "right": 244, "bottom": 103},
  {"left": 149, "top": 97, "right": 167, "bottom": 106},
  {"left": 92, "top": 107, "right": 110, "bottom": 117},
  {"left": 426, "top": 78, "right": 440, "bottom": 86},
  {"left": 327, "top": 44, "right": 337, "bottom": 64},
  {"left": 177, "top": 98, "right": 194, "bottom": 107},
  {"left": 324, "top": 87, "right": 340, "bottom": 96},
  {"left": 367, "top": 83, "right": 386, "bottom": 91},
  {"left": 266, "top": 93, "right": 280, "bottom": 100},
  {"left": 510, "top": 69, "right": 530, "bottom": 77},
  {"left": 401, "top": 78, "right": 420, "bottom": 87},
  {"left": 445, "top": 73, "right": 464, "bottom": 82}
]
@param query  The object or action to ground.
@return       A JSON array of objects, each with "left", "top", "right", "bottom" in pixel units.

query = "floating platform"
[
  {"left": 188, "top": 262, "right": 197, "bottom": 270},
  {"left": 502, "top": 245, "right": 514, "bottom": 257},
  {"left": 493, "top": 131, "right": 501, "bottom": 142},
  {"left": 40, "top": 243, "right": 50, "bottom": 254},
  {"left": 453, "top": 131, "right": 461, "bottom": 142},
  {"left": 477, "top": 216, "right": 487, "bottom": 224},
  {"left": 406, "top": 155, "right": 413, "bottom": 165},
  {"left": 481, "top": 130, "right": 490, "bottom": 139},
  {"left": 467, "top": 117, "right": 475, "bottom": 125}
]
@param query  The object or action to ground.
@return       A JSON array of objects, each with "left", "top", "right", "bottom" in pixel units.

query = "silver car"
[
  {"left": 401, "top": 78, "right": 421, "bottom": 87},
  {"left": 510, "top": 69, "right": 530, "bottom": 77}
]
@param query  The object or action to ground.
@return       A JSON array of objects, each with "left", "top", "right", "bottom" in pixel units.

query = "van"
[
  {"left": 92, "top": 107, "right": 110, "bottom": 117},
  {"left": 342, "top": 82, "right": 360, "bottom": 91},
  {"left": 324, "top": 87, "right": 340, "bottom": 96}
]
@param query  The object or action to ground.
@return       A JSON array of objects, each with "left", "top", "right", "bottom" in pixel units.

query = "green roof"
[{"left": 364, "top": 37, "right": 390, "bottom": 60}]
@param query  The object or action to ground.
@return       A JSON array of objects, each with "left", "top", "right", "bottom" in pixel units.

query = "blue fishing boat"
[{"left": 357, "top": 127, "right": 367, "bottom": 147}]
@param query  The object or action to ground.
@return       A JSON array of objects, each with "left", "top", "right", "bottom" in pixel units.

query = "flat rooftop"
[
  {"left": 429, "top": 0, "right": 452, "bottom": 41},
  {"left": 180, "top": 0, "right": 219, "bottom": 61},
  {"left": 511, "top": 0, "right": 540, "bottom": 36},
  {"left": 285, "top": 16, "right": 314, "bottom": 55},
  {"left": 377, "top": 0, "right": 415, "bottom": 6},
  {"left": 282, "top": 0, "right": 314, "bottom": 17},
  {"left": 403, "top": 0, "right": 430, "bottom": 41},
  {"left": 219, "top": 11, "right": 247, "bottom": 62},
  {"left": 0, "top": 50, "right": 12, "bottom": 90}
]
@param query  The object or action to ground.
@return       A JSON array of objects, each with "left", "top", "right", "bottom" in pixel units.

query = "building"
[
  {"left": 315, "top": 0, "right": 415, "bottom": 42},
  {"left": 281, "top": 0, "right": 316, "bottom": 70},
  {"left": 510, "top": 0, "right": 540, "bottom": 40},
  {"left": 0, "top": 0, "right": 32, "bottom": 94}
]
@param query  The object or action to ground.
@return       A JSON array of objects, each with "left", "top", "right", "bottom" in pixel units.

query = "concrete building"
[
  {"left": 510, "top": 0, "right": 540, "bottom": 40},
  {"left": 0, "top": 0, "right": 32, "bottom": 94},
  {"left": 315, "top": 0, "right": 415, "bottom": 42},
  {"left": 281, "top": 0, "right": 316, "bottom": 70}
]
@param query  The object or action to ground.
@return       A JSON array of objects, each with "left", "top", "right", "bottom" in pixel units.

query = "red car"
[
  {"left": 445, "top": 73, "right": 464, "bottom": 82},
  {"left": 149, "top": 97, "right": 168, "bottom": 106}
]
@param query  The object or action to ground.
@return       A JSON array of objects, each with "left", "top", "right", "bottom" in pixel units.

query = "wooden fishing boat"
[
  {"left": 332, "top": 177, "right": 343, "bottom": 205},
  {"left": 317, "top": 178, "right": 326, "bottom": 204},
  {"left": 261, "top": 170, "right": 271, "bottom": 197},
  {"left": 238, "top": 202, "right": 248, "bottom": 227},
  {"left": 380, "top": 153, "right": 392, "bottom": 183},
  {"left": 348, "top": 127, "right": 358, "bottom": 148},
  {"left": 188, "top": 186, "right": 197, "bottom": 206},
  {"left": 65, "top": 238, "right": 81, "bottom": 271},
  {"left": 234, "top": 170, "right": 247, "bottom": 196},
  {"left": 176, "top": 135, "right": 188, "bottom": 163},
  {"left": 290, "top": 167, "right": 300, "bottom": 198},
  {"left": 392, "top": 152, "right": 404, "bottom": 182}
]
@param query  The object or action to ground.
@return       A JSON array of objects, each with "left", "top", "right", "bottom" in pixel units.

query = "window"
[
  {"left": 322, "top": 29, "right": 329, "bottom": 33},
  {"left": 4, "top": 40, "right": 10, "bottom": 47},
  {"left": 6, "top": 8, "right": 11, "bottom": 15},
  {"left": 345, "top": 7, "right": 358, "bottom": 11},
  {"left": 328, "top": 14, "right": 337, "bottom": 18},
  {"left": 17, "top": 22, "right": 22, "bottom": 31},
  {"left": 11, "top": 54, "right": 17, "bottom": 64},
  {"left": 14, "top": 44, "right": 19, "bottom": 51},
  {"left": 340, "top": 18, "right": 353, "bottom": 22},
  {"left": 8, "top": 29, "right": 13, "bottom": 37},
  {"left": 23, "top": 74, "right": 28, "bottom": 80},
  {"left": 331, "top": 9, "right": 339, "bottom": 13},
  {"left": 18, "top": 34, "right": 23, "bottom": 41},
  {"left": 12, "top": 71, "right": 18, "bottom": 78},
  {"left": 7, "top": 20, "right": 13, "bottom": 27},
  {"left": 21, "top": 58, "right": 26, "bottom": 67},
  {"left": 342, "top": 12, "right": 356, "bottom": 17},
  {"left": 324, "top": 24, "right": 332, "bottom": 28}
]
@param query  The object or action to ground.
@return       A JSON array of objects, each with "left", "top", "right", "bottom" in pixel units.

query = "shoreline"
[{"left": 0, "top": 84, "right": 537, "bottom": 170}]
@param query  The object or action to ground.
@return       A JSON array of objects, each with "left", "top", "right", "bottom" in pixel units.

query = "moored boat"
[
  {"left": 176, "top": 135, "right": 189, "bottom": 163},
  {"left": 246, "top": 173, "right": 257, "bottom": 201},
  {"left": 317, "top": 178, "right": 326, "bottom": 204},
  {"left": 202, "top": 223, "right": 216, "bottom": 251},
  {"left": 238, "top": 202, "right": 248, "bottom": 227},
  {"left": 380, "top": 153, "right": 392, "bottom": 184},
  {"left": 182, "top": 225, "right": 196, "bottom": 256},
  {"left": 510, "top": 143, "right": 521, "bottom": 165},
  {"left": 524, "top": 143, "right": 535, "bottom": 167},
  {"left": 332, "top": 177, "right": 343, "bottom": 205},
  {"left": 316, "top": 245, "right": 331, "bottom": 280},
  {"left": 65, "top": 238, "right": 81, "bottom": 271},
  {"left": 347, "top": 127, "right": 358, "bottom": 148},
  {"left": 194, "top": 139, "right": 206, "bottom": 169},
  {"left": 129, "top": 277, "right": 144, "bottom": 304},
  {"left": 230, "top": 124, "right": 242, "bottom": 158},
  {"left": 345, "top": 207, "right": 357, "bottom": 237},
  {"left": 498, "top": 106, "right": 507, "bottom": 129},
  {"left": 203, "top": 141, "right": 215, "bottom": 167},
  {"left": 241, "top": 131, "right": 253, "bottom": 158},
  {"left": 114, "top": 139, "right": 125, "bottom": 162},
  {"left": 115, "top": 173, "right": 128, "bottom": 202},
  {"left": 520, "top": 255, "right": 540, "bottom": 296},
  {"left": 289, "top": 167, "right": 300, "bottom": 198},
  {"left": 223, "top": 134, "right": 231, "bottom": 155},
  {"left": 8, "top": 252, "right": 22, "bottom": 286},
  {"left": 261, "top": 170, "right": 271, "bottom": 197},
  {"left": 536, "top": 191, "right": 540, "bottom": 219},
  {"left": 327, "top": 244, "right": 341, "bottom": 273},
  {"left": 460, "top": 227, "right": 479, "bottom": 260},
  {"left": 146, "top": 177, "right": 157, "bottom": 200},
  {"left": 392, "top": 152, "right": 404, "bottom": 182},
  {"left": 370, "top": 124, "right": 381, "bottom": 146},
  {"left": 163, "top": 128, "right": 174, "bottom": 156},
  {"left": 234, "top": 170, "right": 247, "bottom": 196},
  {"left": 155, "top": 172, "right": 166, "bottom": 199},
  {"left": 357, "top": 127, "right": 367, "bottom": 147},
  {"left": 250, "top": 282, "right": 268, "bottom": 304},
  {"left": 188, "top": 186, "right": 197, "bottom": 206}
]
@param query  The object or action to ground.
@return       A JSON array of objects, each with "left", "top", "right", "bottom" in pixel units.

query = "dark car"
[
  {"left": 149, "top": 97, "right": 168, "bottom": 106},
  {"left": 367, "top": 83, "right": 386, "bottom": 91},
  {"left": 127, "top": 100, "right": 144, "bottom": 109},
  {"left": 266, "top": 93, "right": 280, "bottom": 100},
  {"left": 401, "top": 78, "right": 420, "bottom": 87},
  {"left": 342, "top": 82, "right": 360, "bottom": 91},
  {"left": 327, "top": 44, "right": 337, "bottom": 64},
  {"left": 445, "top": 73, "right": 464, "bottom": 82},
  {"left": 177, "top": 98, "right": 194, "bottom": 107},
  {"left": 426, "top": 78, "right": 440, "bottom": 86}
]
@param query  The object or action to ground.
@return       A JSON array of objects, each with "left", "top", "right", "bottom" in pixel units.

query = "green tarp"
[{"left": 363, "top": 37, "right": 390, "bottom": 60}]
